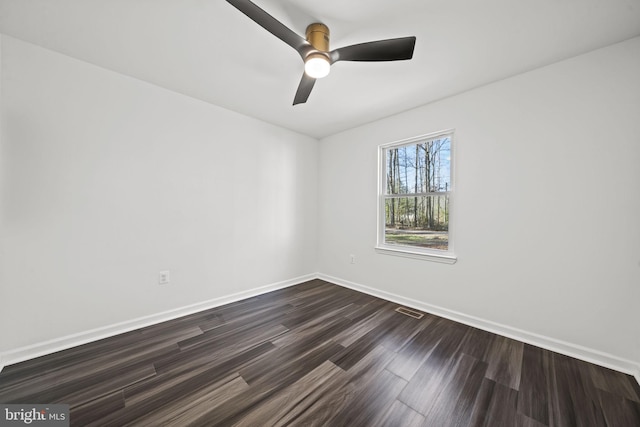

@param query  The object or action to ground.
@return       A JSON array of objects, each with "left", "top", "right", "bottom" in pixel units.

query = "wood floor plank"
[
  {"left": 196, "top": 315, "right": 224, "bottom": 332},
  {"left": 188, "top": 340, "right": 346, "bottom": 426},
  {"left": 70, "top": 390, "right": 125, "bottom": 427},
  {"left": 387, "top": 337, "right": 441, "bottom": 383},
  {"left": 458, "top": 326, "right": 494, "bottom": 360},
  {"left": 386, "top": 316, "right": 450, "bottom": 381},
  {"left": 398, "top": 321, "right": 468, "bottom": 414},
  {"left": 232, "top": 360, "right": 347, "bottom": 427},
  {"left": 280, "top": 305, "right": 351, "bottom": 334},
  {"left": 272, "top": 306, "right": 354, "bottom": 349},
  {"left": 331, "top": 312, "right": 424, "bottom": 371},
  {"left": 474, "top": 379, "right": 519, "bottom": 427},
  {"left": 421, "top": 353, "right": 488, "bottom": 426},
  {"left": 596, "top": 388, "right": 640, "bottom": 426},
  {"left": 0, "top": 279, "right": 638, "bottom": 426},
  {"left": 517, "top": 344, "right": 550, "bottom": 425},
  {"left": 333, "top": 306, "right": 396, "bottom": 348},
  {"left": 467, "top": 377, "right": 497, "bottom": 427},
  {"left": 588, "top": 363, "right": 640, "bottom": 403},
  {"left": 210, "top": 294, "right": 293, "bottom": 323},
  {"left": 175, "top": 319, "right": 272, "bottom": 351},
  {"left": 184, "top": 341, "right": 350, "bottom": 426},
  {"left": 128, "top": 374, "right": 249, "bottom": 427},
  {"left": 483, "top": 334, "right": 524, "bottom": 390},
  {"left": 373, "top": 400, "right": 425, "bottom": 427},
  {"left": 379, "top": 312, "right": 427, "bottom": 352},
  {"left": 124, "top": 342, "right": 276, "bottom": 407},
  {"left": 0, "top": 359, "right": 157, "bottom": 407},
  {"left": 275, "top": 280, "right": 346, "bottom": 307},
  {"left": 326, "top": 368, "right": 407, "bottom": 426},
  {"left": 0, "top": 325, "right": 184, "bottom": 389},
  {"left": 548, "top": 352, "right": 607, "bottom": 427},
  {"left": 515, "top": 412, "right": 550, "bottom": 427},
  {"left": 295, "top": 344, "right": 400, "bottom": 426},
  {"left": 97, "top": 344, "right": 276, "bottom": 426},
  {"left": 343, "top": 297, "right": 390, "bottom": 322},
  {"left": 240, "top": 338, "right": 344, "bottom": 387},
  {"left": 285, "top": 345, "right": 396, "bottom": 426},
  {"left": 57, "top": 363, "right": 157, "bottom": 408},
  {"left": 152, "top": 323, "right": 288, "bottom": 374}
]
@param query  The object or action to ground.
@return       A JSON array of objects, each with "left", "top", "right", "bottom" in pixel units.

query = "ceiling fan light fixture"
[{"left": 304, "top": 53, "right": 330, "bottom": 79}]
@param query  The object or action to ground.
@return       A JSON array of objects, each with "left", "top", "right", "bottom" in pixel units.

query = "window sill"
[{"left": 375, "top": 246, "right": 457, "bottom": 264}]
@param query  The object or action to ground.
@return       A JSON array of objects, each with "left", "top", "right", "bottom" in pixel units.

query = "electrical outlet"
[
  {"left": 350, "top": 254, "right": 356, "bottom": 264},
  {"left": 159, "top": 270, "right": 170, "bottom": 285}
]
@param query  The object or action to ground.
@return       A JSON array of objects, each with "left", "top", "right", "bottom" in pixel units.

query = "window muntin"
[{"left": 378, "top": 131, "right": 454, "bottom": 260}]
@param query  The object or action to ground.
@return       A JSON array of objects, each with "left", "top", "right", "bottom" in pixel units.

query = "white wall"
[
  {"left": 318, "top": 37, "right": 640, "bottom": 369},
  {"left": 0, "top": 36, "right": 318, "bottom": 355}
]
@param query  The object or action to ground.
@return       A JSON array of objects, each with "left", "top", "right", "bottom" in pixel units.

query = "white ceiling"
[{"left": 1, "top": 0, "right": 639, "bottom": 139}]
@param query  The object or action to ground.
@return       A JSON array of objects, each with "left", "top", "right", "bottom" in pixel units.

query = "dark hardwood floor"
[{"left": 1, "top": 279, "right": 639, "bottom": 426}]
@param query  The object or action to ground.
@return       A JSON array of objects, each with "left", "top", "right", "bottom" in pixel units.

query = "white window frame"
[{"left": 376, "top": 129, "right": 457, "bottom": 264}]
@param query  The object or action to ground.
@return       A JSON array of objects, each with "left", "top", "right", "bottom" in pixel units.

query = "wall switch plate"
[
  {"left": 159, "top": 270, "right": 170, "bottom": 285},
  {"left": 350, "top": 254, "right": 356, "bottom": 264}
]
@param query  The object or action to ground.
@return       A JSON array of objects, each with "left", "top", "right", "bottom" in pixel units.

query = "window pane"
[
  {"left": 384, "top": 196, "right": 449, "bottom": 250},
  {"left": 385, "top": 137, "right": 451, "bottom": 195}
]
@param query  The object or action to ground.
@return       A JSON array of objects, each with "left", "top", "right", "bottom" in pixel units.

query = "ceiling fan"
[{"left": 226, "top": 0, "right": 417, "bottom": 105}]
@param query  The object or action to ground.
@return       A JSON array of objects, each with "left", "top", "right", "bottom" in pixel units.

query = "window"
[{"left": 377, "top": 130, "right": 456, "bottom": 263}]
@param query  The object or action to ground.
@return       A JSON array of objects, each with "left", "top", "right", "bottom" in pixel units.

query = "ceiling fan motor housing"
[{"left": 306, "top": 23, "right": 330, "bottom": 52}]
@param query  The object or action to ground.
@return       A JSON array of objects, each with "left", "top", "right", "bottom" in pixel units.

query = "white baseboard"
[
  {"left": 0, "top": 273, "right": 317, "bottom": 370},
  {"left": 318, "top": 273, "right": 640, "bottom": 385}
]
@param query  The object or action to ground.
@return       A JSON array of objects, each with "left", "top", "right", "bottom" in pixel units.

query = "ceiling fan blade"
[
  {"left": 226, "top": 0, "right": 310, "bottom": 56},
  {"left": 293, "top": 73, "right": 316, "bottom": 105},
  {"left": 330, "top": 36, "right": 416, "bottom": 63}
]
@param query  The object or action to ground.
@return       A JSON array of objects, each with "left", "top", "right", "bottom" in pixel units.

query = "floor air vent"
[{"left": 395, "top": 306, "right": 424, "bottom": 319}]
